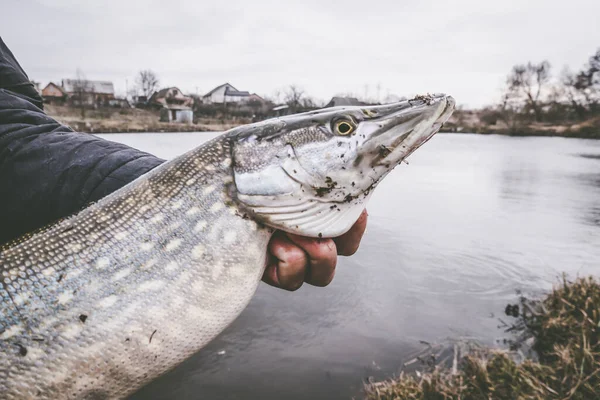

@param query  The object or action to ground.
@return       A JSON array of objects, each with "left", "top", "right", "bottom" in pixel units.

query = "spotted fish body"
[
  {"left": 0, "top": 136, "right": 271, "bottom": 399},
  {"left": 0, "top": 95, "right": 455, "bottom": 399}
]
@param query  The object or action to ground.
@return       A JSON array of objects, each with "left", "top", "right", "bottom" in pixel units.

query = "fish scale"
[
  {"left": 0, "top": 95, "right": 455, "bottom": 399},
  {"left": 1, "top": 136, "right": 272, "bottom": 399}
]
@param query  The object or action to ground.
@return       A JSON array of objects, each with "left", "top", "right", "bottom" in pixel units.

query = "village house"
[
  {"left": 61, "top": 79, "right": 115, "bottom": 106},
  {"left": 41, "top": 82, "right": 67, "bottom": 104},
  {"left": 149, "top": 87, "right": 194, "bottom": 124},
  {"left": 203, "top": 83, "right": 265, "bottom": 105},
  {"left": 245, "top": 93, "right": 266, "bottom": 104}
]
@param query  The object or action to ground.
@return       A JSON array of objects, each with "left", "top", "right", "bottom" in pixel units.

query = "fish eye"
[{"left": 334, "top": 120, "right": 356, "bottom": 135}]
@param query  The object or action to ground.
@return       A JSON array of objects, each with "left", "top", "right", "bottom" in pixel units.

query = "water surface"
[{"left": 97, "top": 132, "right": 600, "bottom": 399}]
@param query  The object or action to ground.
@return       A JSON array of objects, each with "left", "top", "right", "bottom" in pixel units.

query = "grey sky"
[{"left": 3, "top": 0, "right": 599, "bottom": 107}]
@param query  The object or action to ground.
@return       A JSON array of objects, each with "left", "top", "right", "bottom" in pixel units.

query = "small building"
[
  {"left": 203, "top": 83, "right": 253, "bottom": 104},
  {"left": 160, "top": 105, "right": 193, "bottom": 124},
  {"left": 149, "top": 88, "right": 194, "bottom": 124},
  {"left": 61, "top": 79, "right": 115, "bottom": 106},
  {"left": 108, "top": 98, "right": 131, "bottom": 108},
  {"left": 41, "top": 82, "right": 67, "bottom": 104},
  {"left": 149, "top": 87, "right": 193, "bottom": 108},
  {"left": 132, "top": 95, "right": 148, "bottom": 108},
  {"left": 271, "top": 104, "right": 290, "bottom": 117}
]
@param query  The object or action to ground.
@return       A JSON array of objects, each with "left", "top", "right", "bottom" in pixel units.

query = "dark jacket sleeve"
[{"left": 0, "top": 37, "right": 165, "bottom": 245}]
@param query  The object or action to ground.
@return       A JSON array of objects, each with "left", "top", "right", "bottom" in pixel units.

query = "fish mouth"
[
  {"left": 369, "top": 94, "right": 455, "bottom": 167},
  {"left": 402, "top": 94, "right": 455, "bottom": 158}
]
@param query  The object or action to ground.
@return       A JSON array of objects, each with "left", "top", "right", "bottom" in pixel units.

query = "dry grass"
[
  {"left": 44, "top": 104, "right": 243, "bottom": 133},
  {"left": 365, "top": 276, "right": 600, "bottom": 399}
]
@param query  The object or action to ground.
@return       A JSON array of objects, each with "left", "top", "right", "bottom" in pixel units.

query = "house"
[
  {"left": 149, "top": 87, "right": 194, "bottom": 108},
  {"left": 203, "top": 83, "right": 255, "bottom": 104},
  {"left": 41, "top": 82, "right": 67, "bottom": 104},
  {"left": 325, "top": 97, "right": 366, "bottom": 108},
  {"left": 61, "top": 79, "right": 115, "bottom": 106},
  {"left": 149, "top": 87, "right": 194, "bottom": 124},
  {"left": 271, "top": 104, "right": 290, "bottom": 117},
  {"left": 245, "top": 93, "right": 266, "bottom": 104},
  {"left": 159, "top": 105, "right": 193, "bottom": 124}
]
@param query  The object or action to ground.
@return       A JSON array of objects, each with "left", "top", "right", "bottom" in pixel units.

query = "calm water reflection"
[{"left": 97, "top": 132, "right": 600, "bottom": 400}]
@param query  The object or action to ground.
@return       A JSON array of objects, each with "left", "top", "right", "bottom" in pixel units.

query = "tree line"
[
  {"left": 72, "top": 45, "right": 600, "bottom": 132},
  {"left": 485, "top": 47, "right": 599, "bottom": 132}
]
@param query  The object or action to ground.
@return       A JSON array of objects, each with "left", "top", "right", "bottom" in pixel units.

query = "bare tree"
[
  {"left": 557, "top": 49, "right": 600, "bottom": 117},
  {"left": 135, "top": 70, "right": 160, "bottom": 100},
  {"left": 72, "top": 69, "right": 92, "bottom": 118},
  {"left": 284, "top": 85, "right": 305, "bottom": 112},
  {"left": 560, "top": 68, "right": 591, "bottom": 119},
  {"left": 494, "top": 48, "right": 599, "bottom": 130},
  {"left": 506, "top": 61, "right": 551, "bottom": 121},
  {"left": 497, "top": 89, "right": 525, "bottom": 133},
  {"left": 588, "top": 48, "right": 600, "bottom": 81},
  {"left": 579, "top": 48, "right": 600, "bottom": 112},
  {"left": 300, "top": 96, "right": 320, "bottom": 109}
]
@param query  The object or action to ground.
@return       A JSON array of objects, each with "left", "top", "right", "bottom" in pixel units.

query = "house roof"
[
  {"left": 249, "top": 93, "right": 265, "bottom": 101},
  {"left": 62, "top": 79, "right": 114, "bottom": 95},
  {"left": 148, "top": 87, "right": 194, "bottom": 106},
  {"left": 42, "top": 82, "right": 67, "bottom": 96},
  {"left": 204, "top": 83, "right": 238, "bottom": 97},
  {"left": 152, "top": 88, "right": 170, "bottom": 98},
  {"left": 224, "top": 88, "right": 250, "bottom": 97},
  {"left": 152, "top": 87, "right": 185, "bottom": 99}
]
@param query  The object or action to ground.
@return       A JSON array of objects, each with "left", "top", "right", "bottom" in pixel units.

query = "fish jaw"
[{"left": 231, "top": 94, "right": 456, "bottom": 238}]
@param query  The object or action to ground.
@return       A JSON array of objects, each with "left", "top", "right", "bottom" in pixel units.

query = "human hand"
[{"left": 262, "top": 209, "right": 368, "bottom": 291}]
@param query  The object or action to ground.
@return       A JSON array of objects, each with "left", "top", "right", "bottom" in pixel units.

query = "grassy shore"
[
  {"left": 46, "top": 104, "right": 600, "bottom": 138},
  {"left": 365, "top": 276, "right": 600, "bottom": 399},
  {"left": 444, "top": 110, "right": 600, "bottom": 139},
  {"left": 45, "top": 105, "right": 249, "bottom": 133}
]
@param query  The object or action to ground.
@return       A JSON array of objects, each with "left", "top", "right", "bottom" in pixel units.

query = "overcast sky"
[{"left": 3, "top": 0, "right": 599, "bottom": 107}]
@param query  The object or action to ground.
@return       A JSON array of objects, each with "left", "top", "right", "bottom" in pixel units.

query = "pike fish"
[{"left": 0, "top": 94, "right": 455, "bottom": 399}]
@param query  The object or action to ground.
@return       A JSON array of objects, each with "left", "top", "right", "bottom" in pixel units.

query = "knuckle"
[
  {"left": 286, "top": 247, "right": 308, "bottom": 267},
  {"left": 310, "top": 253, "right": 337, "bottom": 269},
  {"left": 313, "top": 239, "right": 337, "bottom": 260},
  {"left": 287, "top": 248, "right": 307, "bottom": 267}
]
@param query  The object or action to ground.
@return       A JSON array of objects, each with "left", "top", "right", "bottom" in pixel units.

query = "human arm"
[{"left": 0, "top": 37, "right": 367, "bottom": 290}]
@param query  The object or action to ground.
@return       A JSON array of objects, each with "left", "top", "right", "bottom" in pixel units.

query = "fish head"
[{"left": 229, "top": 94, "right": 455, "bottom": 237}]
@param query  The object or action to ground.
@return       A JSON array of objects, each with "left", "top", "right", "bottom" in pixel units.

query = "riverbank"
[
  {"left": 444, "top": 109, "right": 600, "bottom": 139},
  {"left": 45, "top": 105, "right": 249, "bottom": 133},
  {"left": 365, "top": 276, "right": 600, "bottom": 400},
  {"left": 46, "top": 105, "right": 600, "bottom": 138}
]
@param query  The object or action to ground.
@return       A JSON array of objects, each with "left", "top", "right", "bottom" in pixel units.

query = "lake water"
[{"left": 96, "top": 132, "right": 600, "bottom": 400}]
